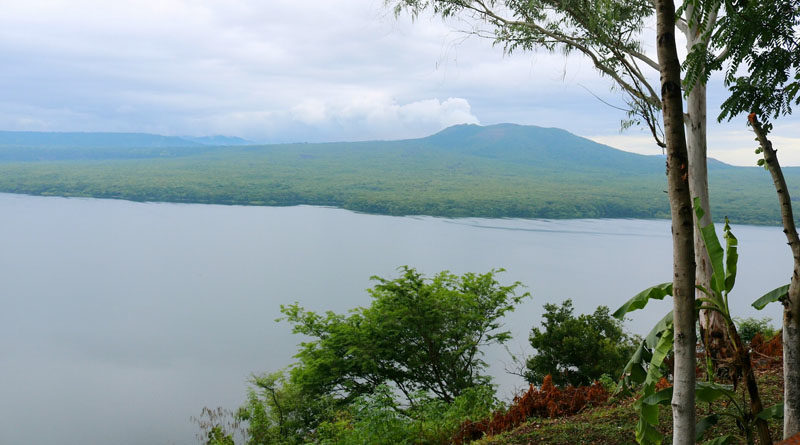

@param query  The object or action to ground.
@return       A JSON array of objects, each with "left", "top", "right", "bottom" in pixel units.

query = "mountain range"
[{"left": 0, "top": 124, "right": 791, "bottom": 225}]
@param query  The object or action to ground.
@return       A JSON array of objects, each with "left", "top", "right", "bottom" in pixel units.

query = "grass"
[{"left": 476, "top": 368, "right": 784, "bottom": 445}]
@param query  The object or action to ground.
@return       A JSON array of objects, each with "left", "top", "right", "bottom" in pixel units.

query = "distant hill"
[
  {"left": 0, "top": 124, "right": 792, "bottom": 225},
  {"left": 180, "top": 135, "right": 252, "bottom": 146},
  {"left": 0, "top": 131, "right": 252, "bottom": 161}
]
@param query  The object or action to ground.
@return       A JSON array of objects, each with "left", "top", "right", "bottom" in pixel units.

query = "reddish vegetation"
[
  {"left": 452, "top": 375, "right": 609, "bottom": 444},
  {"left": 450, "top": 335, "right": 783, "bottom": 444},
  {"left": 750, "top": 333, "right": 783, "bottom": 369},
  {"left": 655, "top": 377, "right": 672, "bottom": 391},
  {"left": 777, "top": 432, "right": 800, "bottom": 444}
]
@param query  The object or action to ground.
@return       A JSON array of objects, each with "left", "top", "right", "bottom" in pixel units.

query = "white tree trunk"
[
  {"left": 682, "top": 4, "right": 728, "bottom": 358},
  {"left": 750, "top": 114, "right": 800, "bottom": 439},
  {"left": 655, "top": 0, "right": 697, "bottom": 442}
]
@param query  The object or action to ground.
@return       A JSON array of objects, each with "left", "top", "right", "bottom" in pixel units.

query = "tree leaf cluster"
[
  {"left": 237, "top": 267, "right": 525, "bottom": 443},
  {"left": 684, "top": 0, "right": 800, "bottom": 122},
  {"left": 525, "top": 299, "right": 639, "bottom": 387},
  {"left": 281, "top": 267, "right": 528, "bottom": 406}
]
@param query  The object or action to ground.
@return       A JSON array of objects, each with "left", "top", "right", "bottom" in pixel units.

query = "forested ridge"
[{"left": 0, "top": 123, "right": 793, "bottom": 225}]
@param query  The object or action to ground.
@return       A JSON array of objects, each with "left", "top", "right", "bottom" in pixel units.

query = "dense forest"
[{"left": 0, "top": 124, "right": 793, "bottom": 225}]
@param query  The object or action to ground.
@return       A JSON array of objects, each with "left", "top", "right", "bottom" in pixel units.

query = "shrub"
[
  {"left": 525, "top": 300, "right": 639, "bottom": 387},
  {"left": 453, "top": 375, "right": 610, "bottom": 443},
  {"left": 281, "top": 267, "right": 529, "bottom": 404},
  {"left": 735, "top": 316, "right": 777, "bottom": 343},
  {"left": 316, "top": 385, "right": 498, "bottom": 445}
]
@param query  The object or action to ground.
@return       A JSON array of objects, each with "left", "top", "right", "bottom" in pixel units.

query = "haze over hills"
[
  {"left": 0, "top": 131, "right": 252, "bottom": 161},
  {"left": 0, "top": 123, "right": 791, "bottom": 224},
  {"left": 0, "top": 130, "right": 252, "bottom": 148}
]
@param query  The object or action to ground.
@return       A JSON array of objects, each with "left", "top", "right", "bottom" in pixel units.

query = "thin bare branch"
[
  {"left": 712, "top": 45, "right": 730, "bottom": 64},
  {"left": 467, "top": 1, "right": 658, "bottom": 104},
  {"left": 577, "top": 84, "right": 630, "bottom": 112},
  {"left": 630, "top": 49, "right": 660, "bottom": 71},
  {"left": 676, "top": 17, "right": 689, "bottom": 34}
]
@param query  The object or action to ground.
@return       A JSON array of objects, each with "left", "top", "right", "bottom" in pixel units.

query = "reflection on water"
[{"left": 0, "top": 193, "right": 787, "bottom": 445}]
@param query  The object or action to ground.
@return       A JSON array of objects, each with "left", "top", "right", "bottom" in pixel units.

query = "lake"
[{"left": 0, "top": 192, "right": 788, "bottom": 445}]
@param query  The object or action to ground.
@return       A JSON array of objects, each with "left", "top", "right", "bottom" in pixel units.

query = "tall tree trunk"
[
  {"left": 655, "top": 1, "right": 696, "bottom": 443},
  {"left": 683, "top": 3, "right": 729, "bottom": 364},
  {"left": 729, "top": 323, "right": 773, "bottom": 444},
  {"left": 749, "top": 114, "right": 800, "bottom": 438},
  {"left": 686, "top": 77, "right": 725, "bottom": 344}
]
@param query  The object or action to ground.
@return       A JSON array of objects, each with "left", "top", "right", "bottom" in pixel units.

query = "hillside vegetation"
[{"left": 0, "top": 124, "right": 793, "bottom": 225}]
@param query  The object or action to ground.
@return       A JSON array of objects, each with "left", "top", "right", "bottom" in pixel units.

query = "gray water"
[{"left": 0, "top": 193, "right": 788, "bottom": 445}]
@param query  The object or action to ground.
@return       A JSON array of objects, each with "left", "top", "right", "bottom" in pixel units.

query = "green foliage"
[
  {"left": 190, "top": 407, "right": 247, "bottom": 445},
  {"left": 693, "top": 199, "right": 738, "bottom": 325},
  {"left": 734, "top": 317, "right": 778, "bottom": 343},
  {"left": 597, "top": 374, "right": 618, "bottom": 393},
  {"left": 524, "top": 300, "right": 639, "bottom": 387},
  {"left": 206, "top": 426, "right": 235, "bottom": 445},
  {"left": 238, "top": 370, "right": 333, "bottom": 445},
  {"left": 614, "top": 311, "right": 674, "bottom": 391},
  {"left": 684, "top": 0, "right": 799, "bottom": 122},
  {"left": 317, "top": 385, "right": 498, "bottom": 445},
  {"left": 631, "top": 321, "right": 674, "bottom": 445},
  {"left": 752, "top": 284, "right": 790, "bottom": 310},
  {"left": 616, "top": 202, "right": 776, "bottom": 444},
  {"left": 612, "top": 283, "right": 673, "bottom": 318},
  {"left": 237, "top": 268, "right": 524, "bottom": 444},
  {"left": 281, "top": 267, "right": 528, "bottom": 405},
  {"left": 475, "top": 369, "right": 785, "bottom": 445}
]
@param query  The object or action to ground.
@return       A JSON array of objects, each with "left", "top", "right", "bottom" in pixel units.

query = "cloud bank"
[{"left": 0, "top": 0, "right": 797, "bottom": 164}]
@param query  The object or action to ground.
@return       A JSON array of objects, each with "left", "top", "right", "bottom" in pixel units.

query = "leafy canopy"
[
  {"left": 684, "top": 0, "right": 800, "bottom": 122},
  {"left": 525, "top": 299, "right": 639, "bottom": 387},
  {"left": 280, "top": 266, "right": 529, "bottom": 405}
]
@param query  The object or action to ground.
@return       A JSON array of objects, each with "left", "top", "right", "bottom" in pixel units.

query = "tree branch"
[
  {"left": 712, "top": 45, "right": 730, "bottom": 64},
  {"left": 630, "top": 49, "right": 661, "bottom": 71},
  {"left": 676, "top": 17, "right": 689, "bottom": 34},
  {"left": 468, "top": 1, "right": 659, "bottom": 104}
]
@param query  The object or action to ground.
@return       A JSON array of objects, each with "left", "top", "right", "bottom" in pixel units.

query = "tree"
[
  {"left": 652, "top": 0, "right": 698, "bottom": 441},
  {"left": 684, "top": 0, "right": 799, "bottom": 124},
  {"left": 525, "top": 300, "right": 639, "bottom": 387},
  {"left": 386, "top": 0, "right": 731, "bottom": 353},
  {"left": 387, "top": 0, "right": 737, "bottom": 371},
  {"left": 280, "top": 267, "right": 529, "bottom": 406},
  {"left": 680, "top": 0, "right": 728, "bottom": 367},
  {"left": 685, "top": 0, "right": 799, "bottom": 436},
  {"left": 749, "top": 114, "right": 800, "bottom": 439},
  {"left": 238, "top": 370, "right": 330, "bottom": 445}
]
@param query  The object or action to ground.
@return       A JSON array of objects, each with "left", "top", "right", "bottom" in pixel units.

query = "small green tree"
[
  {"left": 735, "top": 317, "right": 777, "bottom": 344},
  {"left": 205, "top": 426, "right": 235, "bottom": 445},
  {"left": 525, "top": 300, "right": 638, "bottom": 387},
  {"left": 238, "top": 370, "right": 332, "bottom": 445},
  {"left": 281, "top": 266, "right": 529, "bottom": 404}
]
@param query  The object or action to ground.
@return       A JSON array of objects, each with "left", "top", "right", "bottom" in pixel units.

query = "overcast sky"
[{"left": 1, "top": 0, "right": 798, "bottom": 165}]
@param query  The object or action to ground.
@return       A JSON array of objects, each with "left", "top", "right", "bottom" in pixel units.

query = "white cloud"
[
  {"left": 0, "top": 0, "right": 642, "bottom": 141},
  {"left": 590, "top": 125, "right": 800, "bottom": 167},
  {"left": 289, "top": 95, "right": 479, "bottom": 141},
  {"left": 588, "top": 134, "right": 665, "bottom": 157},
  {"left": 0, "top": 0, "right": 797, "bottom": 163},
  {"left": 291, "top": 99, "right": 329, "bottom": 126}
]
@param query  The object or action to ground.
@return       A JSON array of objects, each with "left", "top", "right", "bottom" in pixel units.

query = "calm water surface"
[{"left": 0, "top": 193, "right": 788, "bottom": 444}]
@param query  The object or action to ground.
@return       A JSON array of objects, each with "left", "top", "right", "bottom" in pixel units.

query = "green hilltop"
[{"left": 0, "top": 123, "right": 791, "bottom": 225}]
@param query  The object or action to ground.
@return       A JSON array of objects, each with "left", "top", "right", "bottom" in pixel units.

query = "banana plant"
[
  {"left": 613, "top": 286, "right": 674, "bottom": 444},
  {"left": 753, "top": 284, "right": 790, "bottom": 310},
  {"left": 613, "top": 199, "right": 781, "bottom": 444},
  {"left": 692, "top": 199, "right": 772, "bottom": 445}
]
